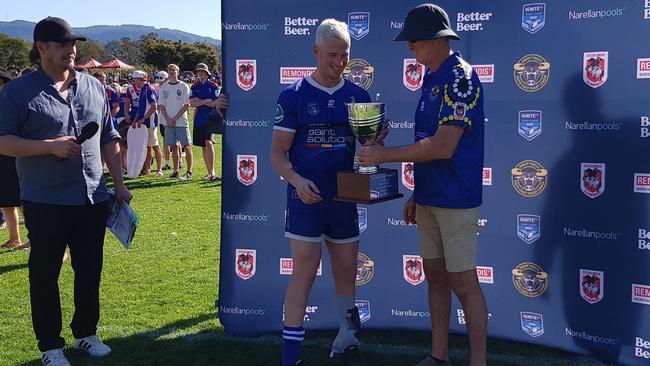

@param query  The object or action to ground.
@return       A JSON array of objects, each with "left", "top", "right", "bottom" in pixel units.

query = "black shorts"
[
  {"left": 0, "top": 154, "right": 21, "bottom": 207},
  {"left": 192, "top": 124, "right": 214, "bottom": 147},
  {"left": 159, "top": 125, "right": 166, "bottom": 138}
]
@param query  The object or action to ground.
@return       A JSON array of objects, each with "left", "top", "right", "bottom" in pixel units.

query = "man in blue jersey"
[
  {"left": 125, "top": 70, "right": 162, "bottom": 176},
  {"left": 271, "top": 18, "right": 384, "bottom": 366},
  {"left": 190, "top": 63, "right": 220, "bottom": 180},
  {"left": 359, "top": 4, "right": 487, "bottom": 366}
]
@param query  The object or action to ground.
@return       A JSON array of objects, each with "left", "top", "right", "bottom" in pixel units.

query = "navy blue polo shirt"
[
  {"left": 413, "top": 52, "right": 485, "bottom": 208},
  {"left": 0, "top": 67, "right": 120, "bottom": 205},
  {"left": 190, "top": 80, "right": 219, "bottom": 127}
]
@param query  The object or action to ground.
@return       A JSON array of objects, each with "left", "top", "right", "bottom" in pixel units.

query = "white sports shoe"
[
  {"left": 73, "top": 335, "right": 112, "bottom": 357},
  {"left": 41, "top": 348, "right": 71, "bottom": 366}
]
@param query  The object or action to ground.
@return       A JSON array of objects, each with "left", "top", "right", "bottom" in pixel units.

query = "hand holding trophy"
[{"left": 334, "top": 101, "right": 403, "bottom": 204}]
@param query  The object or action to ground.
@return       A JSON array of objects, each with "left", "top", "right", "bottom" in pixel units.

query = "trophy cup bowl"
[
  {"left": 333, "top": 102, "right": 402, "bottom": 204},
  {"left": 347, "top": 102, "right": 385, "bottom": 174}
]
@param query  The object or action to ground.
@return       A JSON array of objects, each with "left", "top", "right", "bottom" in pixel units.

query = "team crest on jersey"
[
  {"left": 403, "top": 255, "right": 425, "bottom": 285},
  {"left": 356, "top": 252, "right": 375, "bottom": 285},
  {"left": 236, "top": 59, "right": 256, "bottom": 91},
  {"left": 518, "top": 110, "right": 542, "bottom": 141},
  {"left": 514, "top": 54, "right": 550, "bottom": 92},
  {"left": 275, "top": 104, "right": 284, "bottom": 124},
  {"left": 512, "top": 262, "right": 548, "bottom": 297},
  {"left": 512, "top": 160, "right": 548, "bottom": 197},
  {"left": 580, "top": 269, "right": 604, "bottom": 304},
  {"left": 237, "top": 155, "right": 257, "bottom": 186},
  {"left": 403, "top": 59, "right": 424, "bottom": 91},
  {"left": 235, "top": 249, "right": 256, "bottom": 280},
  {"left": 307, "top": 102, "right": 319, "bottom": 116},
  {"left": 520, "top": 312, "right": 544, "bottom": 337},
  {"left": 517, "top": 214, "right": 541, "bottom": 244},
  {"left": 355, "top": 300, "right": 371, "bottom": 323},
  {"left": 357, "top": 207, "right": 367, "bottom": 233},
  {"left": 581, "top": 163, "right": 605, "bottom": 198},
  {"left": 348, "top": 12, "right": 370, "bottom": 40},
  {"left": 343, "top": 59, "right": 374, "bottom": 90},
  {"left": 583, "top": 52, "right": 608, "bottom": 88},
  {"left": 402, "top": 162, "right": 415, "bottom": 190},
  {"left": 522, "top": 3, "right": 546, "bottom": 34}
]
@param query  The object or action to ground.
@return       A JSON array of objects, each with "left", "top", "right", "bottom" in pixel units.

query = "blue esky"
[{"left": 0, "top": 0, "right": 222, "bottom": 40}]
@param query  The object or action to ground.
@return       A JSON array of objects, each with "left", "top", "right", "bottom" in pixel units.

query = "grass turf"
[{"left": 0, "top": 127, "right": 609, "bottom": 365}]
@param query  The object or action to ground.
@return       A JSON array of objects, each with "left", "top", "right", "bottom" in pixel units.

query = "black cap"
[
  {"left": 394, "top": 3, "right": 460, "bottom": 42},
  {"left": 33, "top": 17, "right": 87, "bottom": 43}
]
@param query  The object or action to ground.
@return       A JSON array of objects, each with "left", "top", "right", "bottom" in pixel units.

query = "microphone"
[{"left": 76, "top": 122, "right": 99, "bottom": 145}]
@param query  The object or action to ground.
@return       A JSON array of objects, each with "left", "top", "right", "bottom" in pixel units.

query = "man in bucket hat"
[
  {"left": 360, "top": 4, "right": 487, "bottom": 366},
  {"left": 190, "top": 62, "right": 221, "bottom": 180}
]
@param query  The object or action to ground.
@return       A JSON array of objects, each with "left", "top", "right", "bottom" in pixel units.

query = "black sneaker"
[
  {"left": 169, "top": 171, "right": 179, "bottom": 179},
  {"left": 162, "top": 164, "right": 171, "bottom": 170},
  {"left": 331, "top": 345, "right": 366, "bottom": 366}
]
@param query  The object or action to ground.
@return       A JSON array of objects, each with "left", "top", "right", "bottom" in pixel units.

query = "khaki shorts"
[
  {"left": 415, "top": 205, "right": 479, "bottom": 273},
  {"left": 147, "top": 125, "right": 159, "bottom": 147}
]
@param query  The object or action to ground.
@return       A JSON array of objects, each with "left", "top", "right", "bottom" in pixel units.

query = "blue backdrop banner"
[{"left": 218, "top": 1, "right": 650, "bottom": 364}]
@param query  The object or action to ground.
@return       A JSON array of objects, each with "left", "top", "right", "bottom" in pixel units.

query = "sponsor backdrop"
[{"left": 219, "top": 0, "right": 650, "bottom": 364}]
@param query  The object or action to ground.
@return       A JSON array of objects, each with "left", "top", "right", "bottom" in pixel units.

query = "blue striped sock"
[{"left": 282, "top": 326, "right": 304, "bottom": 366}]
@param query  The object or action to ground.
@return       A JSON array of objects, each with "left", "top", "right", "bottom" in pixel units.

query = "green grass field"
[{"left": 0, "top": 126, "right": 609, "bottom": 365}]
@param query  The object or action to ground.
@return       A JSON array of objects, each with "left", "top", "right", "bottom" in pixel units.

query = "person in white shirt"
[{"left": 158, "top": 64, "right": 192, "bottom": 179}]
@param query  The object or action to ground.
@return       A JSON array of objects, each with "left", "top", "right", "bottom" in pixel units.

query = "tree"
[
  {"left": 105, "top": 37, "right": 144, "bottom": 66},
  {"left": 178, "top": 42, "right": 220, "bottom": 72},
  {"left": 142, "top": 39, "right": 183, "bottom": 70},
  {"left": 75, "top": 39, "right": 106, "bottom": 64},
  {"left": 0, "top": 33, "right": 31, "bottom": 69}
]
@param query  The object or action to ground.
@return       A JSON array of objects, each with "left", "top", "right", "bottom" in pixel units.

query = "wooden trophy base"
[{"left": 334, "top": 168, "right": 404, "bottom": 205}]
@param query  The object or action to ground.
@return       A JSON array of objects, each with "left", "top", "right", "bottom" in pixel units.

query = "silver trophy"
[
  {"left": 346, "top": 102, "right": 385, "bottom": 174},
  {"left": 335, "top": 101, "right": 401, "bottom": 204}
]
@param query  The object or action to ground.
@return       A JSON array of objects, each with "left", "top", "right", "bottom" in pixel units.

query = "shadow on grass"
[
  {"left": 121, "top": 178, "right": 193, "bottom": 190},
  {"left": 15, "top": 314, "right": 608, "bottom": 366},
  {"left": 198, "top": 180, "right": 222, "bottom": 188},
  {"left": 0, "top": 262, "right": 27, "bottom": 275}
]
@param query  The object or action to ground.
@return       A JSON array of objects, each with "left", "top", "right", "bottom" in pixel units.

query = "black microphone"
[{"left": 76, "top": 122, "right": 99, "bottom": 145}]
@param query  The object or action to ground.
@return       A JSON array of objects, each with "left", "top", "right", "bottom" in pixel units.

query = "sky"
[{"left": 0, "top": 0, "right": 222, "bottom": 40}]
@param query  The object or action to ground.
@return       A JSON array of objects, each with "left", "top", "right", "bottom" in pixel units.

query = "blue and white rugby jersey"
[
  {"left": 274, "top": 75, "right": 370, "bottom": 208},
  {"left": 413, "top": 52, "right": 485, "bottom": 208}
]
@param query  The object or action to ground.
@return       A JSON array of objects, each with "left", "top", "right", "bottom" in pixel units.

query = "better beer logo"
[
  {"left": 343, "top": 59, "right": 374, "bottom": 90},
  {"left": 512, "top": 160, "right": 548, "bottom": 197},
  {"left": 514, "top": 54, "right": 550, "bottom": 92},
  {"left": 512, "top": 262, "right": 548, "bottom": 297}
]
